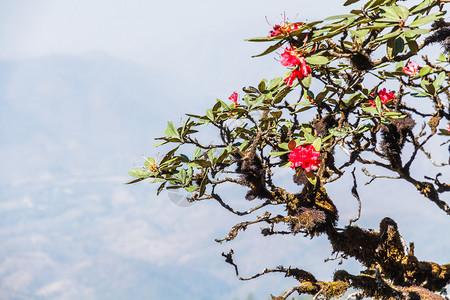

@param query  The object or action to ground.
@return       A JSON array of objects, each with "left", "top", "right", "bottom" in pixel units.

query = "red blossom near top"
[
  {"left": 288, "top": 144, "right": 320, "bottom": 172},
  {"left": 369, "top": 88, "right": 395, "bottom": 107},
  {"left": 228, "top": 92, "right": 238, "bottom": 105},
  {"left": 268, "top": 21, "right": 303, "bottom": 38},
  {"left": 284, "top": 57, "right": 312, "bottom": 86},
  {"left": 403, "top": 61, "right": 419, "bottom": 76},
  {"left": 447, "top": 123, "right": 450, "bottom": 132}
]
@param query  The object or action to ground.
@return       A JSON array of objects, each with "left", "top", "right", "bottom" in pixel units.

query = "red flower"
[
  {"left": 268, "top": 21, "right": 302, "bottom": 38},
  {"left": 379, "top": 88, "right": 395, "bottom": 104},
  {"left": 269, "top": 25, "right": 283, "bottom": 37},
  {"left": 288, "top": 144, "right": 321, "bottom": 172},
  {"left": 369, "top": 88, "right": 395, "bottom": 107},
  {"left": 447, "top": 123, "right": 450, "bottom": 133},
  {"left": 284, "top": 58, "right": 312, "bottom": 86},
  {"left": 403, "top": 61, "right": 419, "bottom": 76},
  {"left": 299, "top": 57, "right": 312, "bottom": 77},
  {"left": 280, "top": 46, "right": 301, "bottom": 67},
  {"left": 228, "top": 92, "right": 238, "bottom": 105}
]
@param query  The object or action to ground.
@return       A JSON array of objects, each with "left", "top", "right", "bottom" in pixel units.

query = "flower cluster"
[
  {"left": 369, "top": 88, "right": 396, "bottom": 107},
  {"left": 402, "top": 61, "right": 419, "bottom": 76},
  {"left": 288, "top": 144, "right": 320, "bottom": 172},
  {"left": 280, "top": 46, "right": 313, "bottom": 86},
  {"left": 228, "top": 92, "right": 238, "bottom": 105},
  {"left": 268, "top": 20, "right": 302, "bottom": 38}
]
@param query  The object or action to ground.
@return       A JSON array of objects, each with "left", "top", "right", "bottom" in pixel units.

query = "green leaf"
[
  {"left": 206, "top": 109, "right": 214, "bottom": 121},
  {"left": 187, "top": 160, "right": 211, "bottom": 168},
  {"left": 418, "top": 65, "right": 432, "bottom": 76},
  {"left": 268, "top": 151, "right": 290, "bottom": 157},
  {"left": 375, "top": 96, "right": 382, "bottom": 113},
  {"left": 396, "top": 5, "right": 409, "bottom": 20},
  {"left": 411, "top": 92, "right": 431, "bottom": 98},
  {"left": 381, "top": 117, "right": 392, "bottom": 125},
  {"left": 421, "top": 79, "right": 435, "bottom": 95},
  {"left": 410, "top": 0, "right": 432, "bottom": 14},
  {"left": 305, "top": 171, "right": 317, "bottom": 185},
  {"left": 245, "top": 36, "right": 273, "bottom": 42},
  {"left": 185, "top": 185, "right": 197, "bottom": 193},
  {"left": 153, "top": 140, "right": 168, "bottom": 147},
  {"left": 268, "top": 77, "right": 283, "bottom": 90},
  {"left": 404, "top": 28, "right": 429, "bottom": 36},
  {"left": 324, "top": 14, "right": 354, "bottom": 20},
  {"left": 270, "top": 111, "right": 282, "bottom": 119},
  {"left": 362, "top": 106, "right": 378, "bottom": 115},
  {"left": 193, "top": 147, "right": 202, "bottom": 160},
  {"left": 344, "top": 0, "right": 360, "bottom": 6},
  {"left": 129, "top": 168, "right": 150, "bottom": 178},
  {"left": 372, "top": 29, "right": 402, "bottom": 43},
  {"left": 350, "top": 29, "right": 370, "bottom": 37},
  {"left": 258, "top": 79, "right": 267, "bottom": 92},
  {"left": 380, "top": 5, "right": 402, "bottom": 20},
  {"left": 273, "top": 86, "right": 293, "bottom": 103},
  {"left": 395, "top": 61, "right": 404, "bottom": 71},
  {"left": 251, "top": 94, "right": 266, "bottom": 108},
  {"left": 329, "top": 127, "right": 349, "bottom": 137},
  {"left": 243, "top": 86, "right": 260, "bottom": 94},
  {"left": 365, "top": 0, "right": 391, "bottom": 9},
  {"left": 217, "top": 148, "right": 229, "bottom": 164},
  {"left": 125, "top": 177, "right": 146, "bottom": 185},
  {"left": 410, "top": 92, "right": 430, "bottom": 97},
  {"left": 251, "top": 42, "right": 284, "bottom": 58},
  {"left": 179, "top": 168, "right": 187, "bottom": 184},
  {"left": 156, "top": 181, "right": 166, "bottom": 196},
  {"left": 356, "top": 123, "right": 373, "bottom": 133},
  {"left": 239, "top": 140, "right": 249, "bottom": 152},
  {"left": 409, "top": 12, "right": 445, "bottom": 27},
  {"left": 207, "top": 149, "right": 216, "bottom": 163},
  {"left": 301, "top": 74, "right": 312, "bottom": 89},
  {"left": 305, "top": 55, "right": 329, "bottom": 65},
  {"left": 302, "top": 128, "right": 315, "bottom": 144},
  {"left": 198, "top": 170, "right": 209, "bottom": 197},
  {"left": 312, "top": 137, "right": 322, "bottom": 151},
  {"left": 160, "top": 146, "right": 180, "bottom": 165},
  {"left": 433, "top": 71, "right": 446, "bottom": 90},
  {"left": 394, "top": 36, "right": 405, "bottom": 54},
  {"left": 407, "top": 39, "right": 418, "bottom": 54},
  {"left": 165, "top": 121, "right": 180, "bottom": 139}
]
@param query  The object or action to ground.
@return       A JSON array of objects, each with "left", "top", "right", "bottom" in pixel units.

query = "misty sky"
[{"left": 0, "top": 1, "right": 449, "bottom": 299}]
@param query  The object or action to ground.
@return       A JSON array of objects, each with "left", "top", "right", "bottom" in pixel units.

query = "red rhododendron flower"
[
  {"left": 447, "top": 123, "right": 450, "bottom": 133},
  {"left": 379, "top": 88, "right": 395, "bottom": 103},
  {"left": 288, "top": 144, "right": 320, "bottom": 172},
  {"left": 284, "top": 58, "right": 312, "bottom": 86},
  {"left": 280, "top": 46, "right": 302, "bottom": 67},
  {"left": 268, "top": 22, "right": 302, "bottom": 38},
  {"left": 228, "top": 92, "right": 238, "bottom": 105},
  {"left": 403, "top": 61, "right": 419, "bottom": 76},
  {"left": 369, "top": 88, "right": 395, "bottom": 107},
  {"left": 299, "top": 57, "right": 312, "bottom": 77},
  {"left": 284, "top": 71, "right": 298, "bottom": 86}
]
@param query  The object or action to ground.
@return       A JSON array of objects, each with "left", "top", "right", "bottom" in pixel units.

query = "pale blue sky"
[{"left": 0, "top": 1, "right": 448, "bottom": 299}]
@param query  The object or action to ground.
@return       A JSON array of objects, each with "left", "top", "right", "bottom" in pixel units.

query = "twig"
[
  {"left": 361, "top": 167, "right": 401, "bottom": 185},
  {"left": 211, "top": 187, "right": 275, "bottom": 216},
  {"left": 349, "top": 168, "right": 361, "bottom": 226},
  {"left": 221, "top": 250, "right": 285, "bottom": 281}
]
